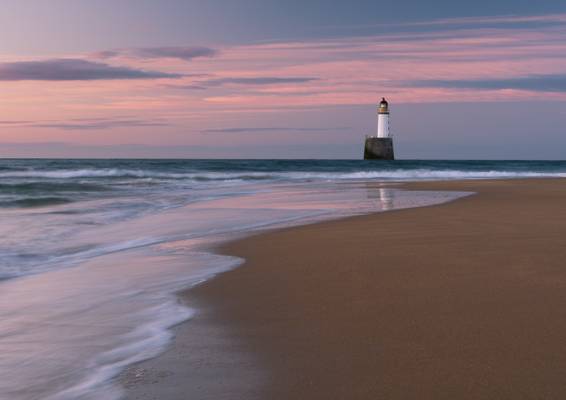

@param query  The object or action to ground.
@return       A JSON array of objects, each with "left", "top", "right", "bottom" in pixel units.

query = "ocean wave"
[
  {"left": 306, "top": 169, "right": 566, "bottom": 180},
  {"left": 0, "top": 169, "right": 159, "bottom": 179},
  {"left": 1, "top": 167, "right": 566, "bottom": 182},
  {"left": 33, "top": 252, "right": 241, "bottom": 400},
  {"left": 0, "top": 168, "right": 278, "bottom": 181},
  {"left": 0, "top": 182, "right": 111, "bottom": 193},
  {"left": 0, "top": 197, "right": 73, "bottom": 208},
  {"left": 44, "top": 302, "right": 195, "bottom": 400}
]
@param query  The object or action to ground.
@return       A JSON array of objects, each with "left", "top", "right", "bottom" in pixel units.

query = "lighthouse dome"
[{"left": 378, "top": 97, "right": 389, "bottom": 113}]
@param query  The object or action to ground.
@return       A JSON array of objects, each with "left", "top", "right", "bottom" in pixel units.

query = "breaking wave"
[
  {"left": 0, "top": 197, "right": 73, "bottom": 208},
  {"left": 0, "top": 168, "right": 565, "bottom": 182}
]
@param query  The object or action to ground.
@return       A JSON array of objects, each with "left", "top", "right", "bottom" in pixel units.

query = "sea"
[{"left": 1, "top": 159, "right": 565, "bottom": 400}]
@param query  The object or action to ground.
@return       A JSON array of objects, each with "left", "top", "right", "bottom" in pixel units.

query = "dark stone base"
[{"left": 364, "top": 137, "right": 395, "bottom": 160}]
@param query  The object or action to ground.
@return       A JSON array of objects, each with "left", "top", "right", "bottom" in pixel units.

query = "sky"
[{"left": 1, "top": 0, "right": 566, "bottom": 159}]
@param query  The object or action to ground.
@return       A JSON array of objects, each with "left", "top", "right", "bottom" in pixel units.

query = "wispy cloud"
[
  {"left": 0, "top": 120, "right": 35, "bottom": 125},
  {"left": 403, "top": 13, "right": 566, "bottom": 28},
  {"left": 411, "top": 74, "right": 566, "bottom": 93},
  {"left": 188, "top": 14, "right": 566, "bottom": 106},
  {"left": 0, "top": 117, "right": 170, "bottom": 130},
  {"left": 92, "top": 46, "right": 218, "bottom": 61},
  {"left": 207, "top": 77, "right": 318, "bottom": 86},
  {"left": 318, "top": 13, "right": 566, "bottom": 34},
  {"left": 35, "top": 119, "right": 170, "bottom": 130},
  {"left": 0, "top": 59, "right": 181, "bottom": 81},
  {"left": 175, "top": 76, "right": 319, "bottom": 90},
  {"left": 201, "top": 126, "right": 346, "bottom": 134}
]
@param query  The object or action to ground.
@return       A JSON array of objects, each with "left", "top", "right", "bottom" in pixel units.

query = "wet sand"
[{"left": 125, "top": 179, "right": 566, "bottom": 399}]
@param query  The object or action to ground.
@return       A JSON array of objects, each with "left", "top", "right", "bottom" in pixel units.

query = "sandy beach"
[{"left": 124, "top": 178, "right": 566, "bottom": 400}]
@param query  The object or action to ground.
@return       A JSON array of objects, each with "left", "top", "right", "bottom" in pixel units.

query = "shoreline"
[{"left": 124, "top": 178, "right": 566, "bottom": 399}]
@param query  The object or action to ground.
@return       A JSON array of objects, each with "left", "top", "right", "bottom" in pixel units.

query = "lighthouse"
[{"left": 364, "top": 97, "right": 395, "bottom": 160}]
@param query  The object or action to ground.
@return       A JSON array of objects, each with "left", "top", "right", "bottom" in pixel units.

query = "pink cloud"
[{"left": 2, "top": 13, "right": 566, "bottom": 145}]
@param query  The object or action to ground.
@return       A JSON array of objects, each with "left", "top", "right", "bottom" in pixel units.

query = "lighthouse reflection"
[{"left": 365, "top": 185, "right": 396, "bottom": 211}]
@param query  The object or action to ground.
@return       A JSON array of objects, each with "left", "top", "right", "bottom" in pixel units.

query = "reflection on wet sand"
[{"left": 364, "top": 185, "right": 396, "bottom": 211}]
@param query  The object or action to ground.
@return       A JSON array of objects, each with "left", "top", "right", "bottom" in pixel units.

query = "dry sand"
[{"left": 125, "top": 179, "right": 566, "bottom": 400}]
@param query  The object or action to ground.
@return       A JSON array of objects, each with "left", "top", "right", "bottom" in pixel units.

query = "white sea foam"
[
  {"left": 44, "top": 303, "right": 195, "bottom": 400},
  {"left": 0, "top": 247, "right": 241, "bottom": 400},
  {"left": 1, "top": 167, "right": 565, "bottom": 181}
]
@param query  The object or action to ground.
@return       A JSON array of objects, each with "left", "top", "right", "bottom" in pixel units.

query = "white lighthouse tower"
[{"left": 376, "top": 97, "right": 390, "bottom": 138}]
